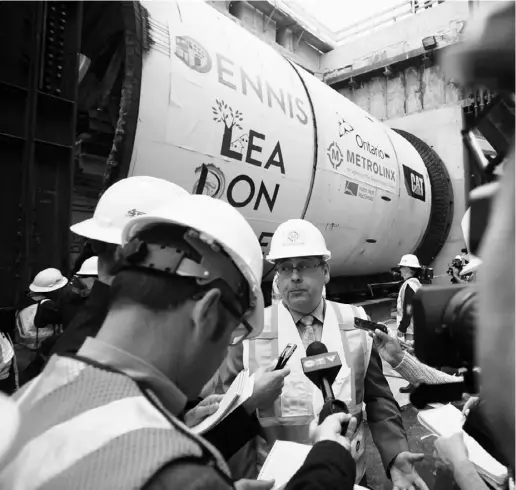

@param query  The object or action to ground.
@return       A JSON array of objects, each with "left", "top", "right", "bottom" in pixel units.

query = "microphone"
[{"left": 302, "top": 341, "right": 349, "bottom": 431}]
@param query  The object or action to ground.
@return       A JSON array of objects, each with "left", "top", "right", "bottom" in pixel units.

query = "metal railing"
[{"left": 334, "top": 0, "right": 446, "bottom": 45}]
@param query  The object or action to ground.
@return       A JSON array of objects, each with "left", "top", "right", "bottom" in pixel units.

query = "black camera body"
[
  {"left": 413, "top": 285, "right": 476, "bottom": 371},
  {"left": 418, "top": 266, "right": 434, "bottom": 284}
]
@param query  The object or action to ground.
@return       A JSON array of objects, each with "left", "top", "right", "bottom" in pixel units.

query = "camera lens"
[{"left": 442, "top": 287, "right": 477, "bottom": 367}]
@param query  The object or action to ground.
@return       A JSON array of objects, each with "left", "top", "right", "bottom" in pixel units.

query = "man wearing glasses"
[{"left": 244, "top": 219, "right": 429, "bottom": 490}]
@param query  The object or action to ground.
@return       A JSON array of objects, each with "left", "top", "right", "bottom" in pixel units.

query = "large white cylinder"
[{"left": 129, "top": 1, "right": 443, "bottom": 277}]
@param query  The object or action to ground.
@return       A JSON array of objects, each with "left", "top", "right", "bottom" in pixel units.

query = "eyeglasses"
[
  {"left": 221, "top": 298, "right": 253, "bottom": 345},
  {"left": 276, "top": 262, "right": 323, "bottom": 278},
  {"left": 229, "top": 319, "right": 253, "bottom": 345}
]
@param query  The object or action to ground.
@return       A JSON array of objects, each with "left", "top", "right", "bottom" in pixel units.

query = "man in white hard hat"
[
  {"left": 50, "top": 176, "right": 190, "bottom": 357},
  {"left": 243, "top": 219, "right": 428, "bottom": 489},
  {"left": 18, "top": 268, "right": 69, "bottom": 349},
  {"left": 47, "top": 175, "right": 287, "bottom": 465},
  {"left": 71, "top": 256, "right": 99, "bottom": 298},
  {"left": 16, "top": 268, "right": 71, "bottom": 385},
  {"left": 395, "top": 254, "right": 422, "bottom": 343},
  {"left": 0, "top": 195, "right": 361, "bottom": 490}
]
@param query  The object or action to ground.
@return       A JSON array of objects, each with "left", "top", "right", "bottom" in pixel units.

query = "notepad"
[
  {"left": 418, "top": 404, "right": 508, "bottom": 489},
  {"left": 190, "top": 369, "right": 254, "bottom": 435},
  {"left": 258, "top": 440, "right": 368, "bottom": 490},
  {"left": 258, "top": 441, "right": 311, "bottom": 490}
]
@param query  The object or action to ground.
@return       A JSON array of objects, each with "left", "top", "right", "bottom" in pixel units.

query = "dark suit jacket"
[
  {"left": 364, "top": 345, "right": 409, "bottom": 473},
  {"left": 184, "top": 398, "right": 261, "bottom": 462},
  {"left": 143, "top": 440, "right": 356, "bottom": 490}
]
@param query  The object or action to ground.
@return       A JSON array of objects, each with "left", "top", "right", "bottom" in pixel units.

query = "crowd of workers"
[{"left": 0, "top": 1, "right": 514, "bottom": 489}]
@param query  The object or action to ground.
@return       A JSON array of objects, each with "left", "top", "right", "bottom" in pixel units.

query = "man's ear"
[
  {"left": 191, "top": 289, "right": 222, "bottom": 341},
  {"left": 323, "top": 262, "right": 331, "bottom": 285}
]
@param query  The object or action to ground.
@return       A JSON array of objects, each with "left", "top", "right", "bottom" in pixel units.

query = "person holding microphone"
[{"left": 232, "top": 219, "right": 427, "bottom": 489}]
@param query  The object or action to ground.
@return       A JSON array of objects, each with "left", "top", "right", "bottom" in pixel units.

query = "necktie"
[{"left": 300, "top": 315, "right": 316, "bottom": 346}]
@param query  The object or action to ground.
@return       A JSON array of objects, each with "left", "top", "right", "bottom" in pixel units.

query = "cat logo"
[
  {"left": 402, "top": 165, "right": 426, "bottom": 202},
  {"left": 411, "top": 174, "right": 424, "bottom": 197}
]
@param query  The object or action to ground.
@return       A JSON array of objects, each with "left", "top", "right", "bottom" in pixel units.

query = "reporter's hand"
[
  {"left": 309, "top": 413, "right": 357, "bottom": 451},
  {"left": 244, "top": 361, "right": 290, "bottom": 413},
  {"left": 462, "top": 396, "right": 480, "bottom": 419},
  {"left": 435, "top": 432, "right": 469, "bottom": 468},
  {"left": 184, "top": 394, "right": 223, "bottom": 428},
  {"left": 234, "top": 479, "right": 275, "bottom": 490},
  {"left": 373, "top": 330, "right": 405, "bottom": 367}
]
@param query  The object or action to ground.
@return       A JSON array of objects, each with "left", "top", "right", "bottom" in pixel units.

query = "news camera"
[{"left": 410, "top": 94, "right": 514, "bottom": 409}]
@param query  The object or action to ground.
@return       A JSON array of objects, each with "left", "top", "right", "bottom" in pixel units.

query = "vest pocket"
[
  {"left": 280, "top": 378, "right": 313, "bottom": 418},
  {"left": 258, "top": 396, "right": 280, "bottom": 419}
]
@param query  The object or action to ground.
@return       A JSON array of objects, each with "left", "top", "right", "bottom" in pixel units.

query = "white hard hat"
[
  {"left": 29, "top": 268, "right": 68, "bottom": 293},
  {"left": 122, "top": 194, "right": 265, "bottom": 339},
  {"left": 455, "top": 255, "right": 462, "bottom": 261},
  {"left": 71, "top": 176, "right": 189, "bottom": 245},
  {"left": 77, "top": 256, "right": 98, "bottom": 277},
  {"left": 266, "top": 219, "right": 331, "bottom": 263},
  {"left": 461, "top": 208, "right": 483, "bottom": 276},
  {"left": 0, "top": 392, "right": 20, "bottom": 466},
  {"left": 398, "top": 254, "right": 421, "bottom": 269}
]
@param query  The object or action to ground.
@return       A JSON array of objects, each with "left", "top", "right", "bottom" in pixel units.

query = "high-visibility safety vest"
[
  {"left": 243, "top": 300, "right": 373, "bottom": 484},
  {"left": 396, "top": 277, "right": 422, "bottom": 334},
  {"left": 0, "top": 355, "right": 231, "bottom": 490}
]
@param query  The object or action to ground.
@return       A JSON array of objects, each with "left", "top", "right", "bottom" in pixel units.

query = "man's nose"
[{"left": 291, "top": 268, "right": 302, "bottom": 281}]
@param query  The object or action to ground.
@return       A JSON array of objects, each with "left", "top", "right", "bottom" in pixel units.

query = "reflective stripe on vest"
[
  {"left": 396, "top": 278, "right": 422, "bottom": 329},
  {"left": 0, "top": 356, "right": 230, "bottom": 490}
]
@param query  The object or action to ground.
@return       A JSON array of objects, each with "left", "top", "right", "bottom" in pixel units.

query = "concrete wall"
[
  {"left": 338, "top": 63, "right": 462, "bottom": 121},
  {"left": 387, "top": 106, "right": 467, "bottom": 283},
  {"left": 207, "top": 1, "right": 322, "bottom": 75},
  {"left": 322, "top": 1, "right": 469, "bottom": 80}
]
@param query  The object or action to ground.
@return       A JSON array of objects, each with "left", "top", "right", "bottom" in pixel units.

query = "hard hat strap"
[{"left": 117, "top": 230, "right": 251, "bottom": 317}]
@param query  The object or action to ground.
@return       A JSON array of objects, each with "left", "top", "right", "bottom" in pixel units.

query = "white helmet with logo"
[
  {"left": 29, "top": 268, "right": 68, "bottom": 293},
  {"left": 460, "top": 208, "right": 483, "bottom": 276},
  {"left": 77, "top": 256, "right": 99, "bottom": 277},
  {"left": 122, "top": 194, "right": 265, "bottom": 339},
  {"left": 266, "top": 219, "right": 331, "bottom": 263},
  {"left": 398, "top": 254, "right": 421, "bottom": 269},
  {"left": 71, "top": 176, "right": 189, "bottom": 245}
]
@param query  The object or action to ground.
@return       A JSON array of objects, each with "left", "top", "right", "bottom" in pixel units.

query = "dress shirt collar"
[{"left": 286, "top": 298, "right": 326, "bottom": 325}]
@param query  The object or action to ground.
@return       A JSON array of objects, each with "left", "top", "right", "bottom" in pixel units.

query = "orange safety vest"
[{"left": 244, "top": 300, "right": 372, "bottom": 483}]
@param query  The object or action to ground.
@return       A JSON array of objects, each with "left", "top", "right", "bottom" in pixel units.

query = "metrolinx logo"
[{"left": 327, "top": 142, "right": 343, "bottom": 169}]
